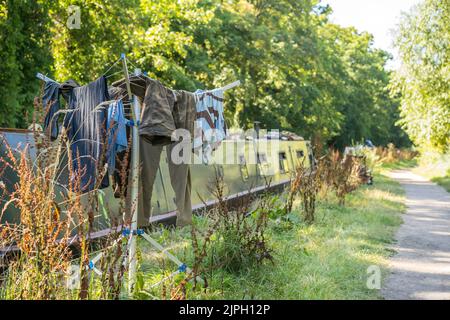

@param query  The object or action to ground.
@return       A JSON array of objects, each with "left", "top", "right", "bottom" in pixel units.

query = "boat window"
[
  {"left": 239, "top": 155, "right": 249, "bottom": 181},
  {"left": 279, "top": 152, "right": 289, "bottom": 174},
  {"left": 256, "top": 152, "right": 269, "bottom": 177},
  {"left": 239, "top": 155, "right": 246, "bottom": 165},
  {"left": 257, "top": 152, "right": 267, "bottom": 164},
  {"left": 309, "top": 153, "right": 314, "bottom": 169}
]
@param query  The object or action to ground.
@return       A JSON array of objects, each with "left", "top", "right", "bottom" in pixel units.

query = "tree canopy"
[
  {"left": 393, "top": 0, "right": 449, "bottom": 153},
  {"left": 0, "top": 0, "right": 412, "bottom": 148}
]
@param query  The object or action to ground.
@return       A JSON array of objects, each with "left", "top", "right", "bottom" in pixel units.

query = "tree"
[
  {"left": 0, "top": 0, "right": 52, "bottom": 128},
  {"left": 0, "top": 0, "right": 409, "bottom": 151},
  {"left": 393, "top": 0, "right": 450, "bottom": 152}
]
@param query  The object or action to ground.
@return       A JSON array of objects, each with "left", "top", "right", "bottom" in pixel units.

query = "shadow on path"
[{"left": 382, "top": 170, "right": 450, "bottom": 300}]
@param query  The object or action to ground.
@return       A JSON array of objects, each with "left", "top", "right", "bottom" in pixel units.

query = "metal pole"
[
  {"left": 128, "top": 95, "right": 140, "bottom": 295},
  {"left": 121, "top": 54, "right": 140, "bottom": 295}
]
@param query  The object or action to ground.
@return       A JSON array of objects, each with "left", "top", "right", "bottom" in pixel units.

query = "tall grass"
[
  {"left": 0, "top": 96, "right": 132, "bottom": 300},
  {"left": 136, "top": 171, "right": 404, "bottom": 300},
  {"left": 374, "top": 144, "right": 418, "bottom": 164}
]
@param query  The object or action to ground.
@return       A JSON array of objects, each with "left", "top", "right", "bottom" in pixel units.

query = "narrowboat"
[{"left": 0, "top": 127, "right": 314, "bottom": 238}]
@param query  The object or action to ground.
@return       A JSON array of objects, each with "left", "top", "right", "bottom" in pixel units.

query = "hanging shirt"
[
  {"left": 112, "top": 76, "right": 196, "bottom": 145},
  {"left": 42, "top": 79, "right": 80, "bottom": 139},
  {"left": 193, "top": 89, "right": 226, "bottom": 163},
  {"left": 106, "top": 100, "right": 129, "bottom": 176},
  {"left": 63, "top": 76, "right": 110, "bottom": 192}
]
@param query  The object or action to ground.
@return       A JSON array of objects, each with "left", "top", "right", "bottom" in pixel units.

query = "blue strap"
[
  {"left": 122, "top": 228, "right": 144, "bottom": 236},
  {"left": 178, "top": 264, "right": 187, "bottom": 273},
  {"left": 88, "top": 261, "right": 94, "bottom": 270},
  {"left": 134, "top": 229, "right": 144, "bottom": 236},
  {"left": 126, "top": 120, "right": 140, "bottom": 127}
]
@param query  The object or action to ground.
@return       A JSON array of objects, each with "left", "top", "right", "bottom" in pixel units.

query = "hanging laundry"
[
  {"left": 106, "top": 86, "right": 132, "bottom": 198},
  {"left": 130, "top": 139, "right": 192, "bottom": 227},
  {"left": 112, "top": 76, "right": 196, "bottom": 145},
  {"left": 193, "top": 88, "right": 226, "bottom": 163},
  {"left": 173, "top": 90, "right": 196, "bottom": 141},
  {"left": 112, "top": 76, "right": 195, "bottom": 226},
  {"left": 42, "top": 80, "right": 61, "bottom": 139},
  {"left": 63, "top": 76, "right": 110, "bottom": 192},
  {"left": 42, "top": 79, "right": 80, "bottom": 139},
  {"left": 106, "top": 100, "right": 130, "bottom": 176}
]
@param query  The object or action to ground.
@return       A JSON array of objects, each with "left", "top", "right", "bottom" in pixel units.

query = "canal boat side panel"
[{"left": 1, "top": 129, "right": 314, "bottom": 233}]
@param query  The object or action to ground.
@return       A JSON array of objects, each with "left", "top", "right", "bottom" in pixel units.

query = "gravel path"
[{"left": 382, "top": 170, "right": 450, "bottom": 300}]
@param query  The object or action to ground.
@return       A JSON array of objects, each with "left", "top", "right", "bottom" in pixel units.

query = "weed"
[
  {"left": 327, "top": 150, "right": 364, "bottom": 206},
  {"left": 0, "top": 91, "right": 132, "bottom": 300}
]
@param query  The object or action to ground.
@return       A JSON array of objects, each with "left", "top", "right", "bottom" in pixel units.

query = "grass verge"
[
  {"left": 381, "top": 159, "right": 417, "bottom": 171},
  {"left": 137, "top": 173, "right": 404, "bottom": 300},
  {"left": 413, "top": 156, "right": 450, "bottom": 193},
  {"left": 430, "top": 176, "right": 450, "bottom": 193}
]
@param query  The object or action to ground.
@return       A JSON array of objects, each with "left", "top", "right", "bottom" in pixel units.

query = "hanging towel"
[
  {"left": 63, "top": 76, "right": 110, "bottom": 192},
  {"left": 193, "top": 89, "right": 226, "bottom": 163}
]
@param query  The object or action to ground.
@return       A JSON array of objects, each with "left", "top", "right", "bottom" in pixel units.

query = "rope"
[{"left": 101, "top": 57, "right": 123, "bottom": 78}]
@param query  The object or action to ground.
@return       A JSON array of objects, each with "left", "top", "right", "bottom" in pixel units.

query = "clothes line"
[
  {"left": 124, "top": 57, "right": 241, "bottom": 93},
  {"left": 219, "top": 80, "right": 241, "bottom": 92},
  {"left": 37, "top": 72, "right": 241, "bottom": 94},
  {"left": 133, "top": 70, "right": 241, "bottom": 94},
  {"left": 36, "top": 73, "right": 58, "bottom": 84}
]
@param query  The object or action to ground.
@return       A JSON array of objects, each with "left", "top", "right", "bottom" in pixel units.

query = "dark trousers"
[{"left": 136, "top": 139, "right": 192, "bottom": 227}]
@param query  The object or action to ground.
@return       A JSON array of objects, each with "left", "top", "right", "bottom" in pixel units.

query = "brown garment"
[
  {"left": 136, "top": 138, "right": 192, "bottom": 227},
  {"left": 113, "top": 76, "right": 195, "bottom": 227},
  {"left": 172, "top": 90, "right": 196, "bottom": 139},
  {"left": 112, "top": 76, "right": 196, "bottom": 146}
]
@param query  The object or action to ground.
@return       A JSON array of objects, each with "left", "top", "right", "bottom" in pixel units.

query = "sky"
[{"left": 320, "top": 0, "right": 423, "bottom": 69}]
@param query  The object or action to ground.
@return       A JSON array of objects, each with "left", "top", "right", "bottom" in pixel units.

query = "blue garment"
[
  {"left": 106, "top": 100, "right": 129, "bottom": 176},
  {"left": 63, "top": 76, "right": 110, "bottom": 192},
  {"left": 42, "top": 80, "right": 61, "bottom": 139},
  {"left": 42, "top": 79, "right": 80, "bottom": 139},
  {"left": 365, "top": 139, "right": 375, "bottom": 148}
]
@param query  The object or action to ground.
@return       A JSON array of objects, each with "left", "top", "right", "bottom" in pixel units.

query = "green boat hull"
[{"left": 0, "top": 129, "right": 313, "bottom": 234}]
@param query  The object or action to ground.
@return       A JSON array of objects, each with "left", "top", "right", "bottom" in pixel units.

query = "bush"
[
  {"left": 375, "top": 144, "right": 418, "bottom": 164},
  {"left": 327, "top": 150, "right": 364, "bottom": 206},
  {"left": 196, "top": 170, "right": 273, "bottom": 274},
  {"left": 287, "top": 159, "right": 326, "bottom": 224}
]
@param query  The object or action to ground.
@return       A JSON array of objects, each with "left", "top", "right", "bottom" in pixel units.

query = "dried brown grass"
[{"left": 0, "top": 92, "right": 132, "bottom": 300}]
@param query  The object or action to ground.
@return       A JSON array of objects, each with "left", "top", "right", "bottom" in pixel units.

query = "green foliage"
[
  {"left": 392, "top": 0, "right": 450, "bottom": 153},
  {"left": 0, "top": 0, "right": 52, "bottom": 128},
  {"left": 414, "top": 152, "right": 450, "bottom": 192},
  {"left": 0, "top": 0, "right": 409, "bottom": 148}
]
